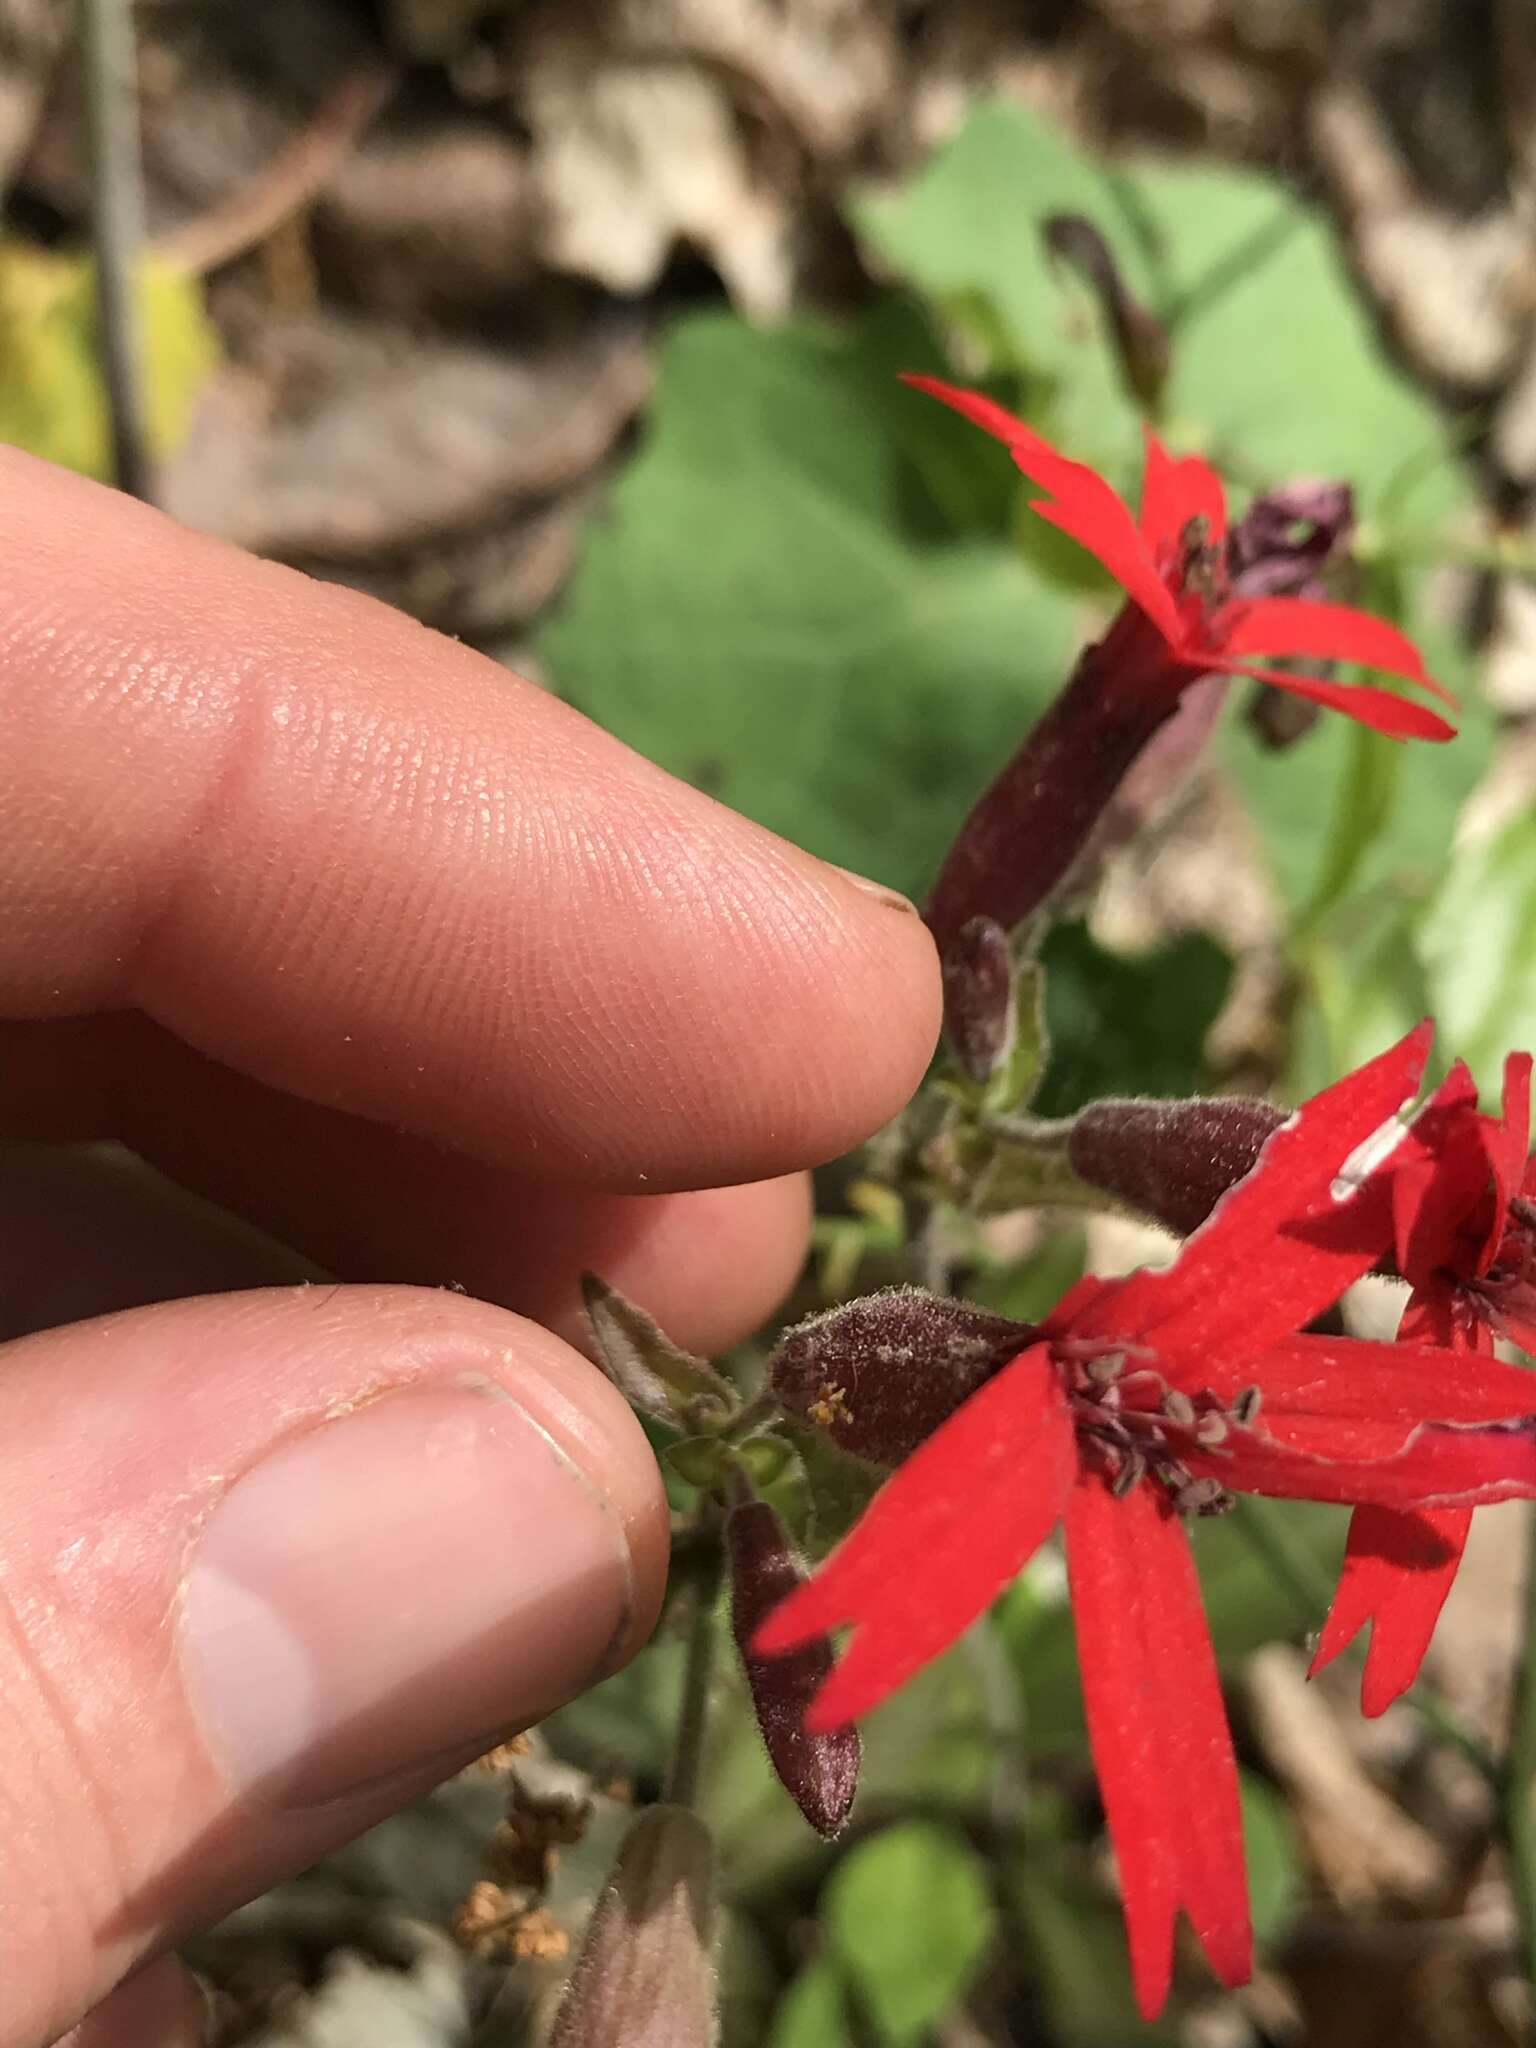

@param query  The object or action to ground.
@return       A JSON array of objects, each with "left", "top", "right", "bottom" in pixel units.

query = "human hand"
[{"left": 0, "top": 450, "right": 940, "bottom": 2047}]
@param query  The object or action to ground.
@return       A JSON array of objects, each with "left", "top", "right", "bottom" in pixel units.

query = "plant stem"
[
  {"left": 79, "top": 0, "right": 151, "bottom": 499},
  {"left": 665, "top": 1538, "right": 725, "bottom": 1811},
  {"left": 1502, "top": 1507, "right": 1536, "bottom": 1985},
  {"left": 1232, "top": 1496, "right": 1498, "bottom": 1785}
]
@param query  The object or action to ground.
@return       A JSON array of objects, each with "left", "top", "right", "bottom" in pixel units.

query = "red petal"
[
  {"left": 1309, "top": 1506, "right": 1472, "bottom": 1715},
  {"left": 1480, "top": 1052, "right": 1533, "bottom": 1269},
  {"left": 1066, "top": 1473, "right": 1250, "bottom": 2019},
  {"left": 1216, "top": 596, "right": 1451, "bottom": 701},
  {"left": 1307, "top": 1296, "right": 1486, "bottom": 1713},
  {"left": 1211, "top": 1328, "right": 1536, "bottom": 1437},
  {"left": 1053, "top": 1023, "right": 1433, "bottom": 1377},
  {"left": 1137, "top": 427, "right": 1228, "bottom": 556},
  {"left": 1213, "top": 660, "right": 1457, "bottom": 742},
  {"left": 901, "top": 372, "right": 1183, "bottom": 643},
  {"left": 1194, "top": 1420, "right": 1536, "bottom": 1509},
  {"left": 753, "top": 1345, "right": 1075, "bottom": 1727},
  {"left": 1393, "top": 1063, "right": 1483, "bottom": 1277}
]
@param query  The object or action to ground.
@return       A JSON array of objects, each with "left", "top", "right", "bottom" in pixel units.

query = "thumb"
[{"left": 0, "top": 1285, "right": 668, "bottom": 2048}]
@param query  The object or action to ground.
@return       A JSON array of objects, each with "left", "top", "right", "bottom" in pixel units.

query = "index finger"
[{"left": 0, "top": 450, "right": 940, "bottom": 1190}]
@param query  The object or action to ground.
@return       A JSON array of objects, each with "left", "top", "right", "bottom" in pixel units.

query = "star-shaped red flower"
[
  {"left": 904, "top": 375, "right": 1455, "bottom": 744},
  {"left": 909, "top": 377, "right": 1456, "bottom": 960},
  {"left": 756, "top": 1026, "right": 1536, "bottom": 2016},
  {"left": 1312, "top": 1048, "right": 1536, "bottom": 1713}
]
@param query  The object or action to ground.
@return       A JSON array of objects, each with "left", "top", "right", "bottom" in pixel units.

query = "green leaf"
[
  {"left": 852, "top": 101, "right": 1147, "bottom": 469},
  {"left": 1241, "top": 1770, "right": 1300, "bottom": 1945},
  {"left": 0, "top": 242, "right": 217, "bottom": 479},
  {"left": 1419, "top": 809, "right": 1536, "bottom": 1087},
  {"left": 1288, "top": 891, "right": 1434, "bottom": 1098},
  {"left": 539, "top": 309, "right": 1082, "bottom": 903},
  {"left": 1032, "top": 923, "right": 1233, "bottom": 1116},
  {"left": 823, "top": 1821, "right": 997, "bottom": 2047},
  {"left": 1137, "top": 162, "right": 1470, "bottom": 519},
  {"left": 770, "top": 1959, "right": 854, "bottom": 2048}
]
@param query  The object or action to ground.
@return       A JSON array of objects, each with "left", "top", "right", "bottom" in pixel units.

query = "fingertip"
[
  {"left": 538, "top": 1174, "right": 814, "bottom": 1361},
  {"left": 55, "top": 1957, "right": 207, "bottom": 2048}
]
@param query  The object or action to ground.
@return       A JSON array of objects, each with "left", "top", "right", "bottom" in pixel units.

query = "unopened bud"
[
  {"left": 582, "top": 1273, "right": 737, "bottom": 1430},
  {"left": 1043, "top": 214, "right": 1170, "bottom": 411},
  {"left": 942, "top": 916, "right": 1015, "bottom": 1083},
  {"left": 769, "top": 1287, "right": 1033, "bottom": 1468},
  {"left": 1067, "top": 1095, "right": 1284, "bottom": 1238},
  {"left": 548, "top": 1804, "right": 717, "bottom": 2048},
  {"left": 727, "top": 1499, "right": 860, "bottom": 1838}
]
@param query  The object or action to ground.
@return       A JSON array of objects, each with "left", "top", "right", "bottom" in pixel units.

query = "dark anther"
[{"left": 1111, "top": 1449, "right": 1147, "bottom": 1497}]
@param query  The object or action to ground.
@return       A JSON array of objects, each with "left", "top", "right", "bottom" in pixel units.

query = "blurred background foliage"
[{"left": 12, "top": 1, "right": 1536, "bottom": 2042}]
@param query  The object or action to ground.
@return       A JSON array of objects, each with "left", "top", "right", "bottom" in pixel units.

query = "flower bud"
[
  {"left": 548, "top": 1804, "right": 717, "bottom": 2048},
  {"left": 582, "top": 1273, "right": 737, "bottom": 1431},
  {"left": 727, "top": 1499, "right": 860, "bottom": 1838},
  {"left": 942, "top": 916, "right": 1016, "bottom": 1083},
  {"left": 1066, "top": 1094, "right": 1283, "bottom": 1238},
  {"left": 1043, "top": 213, "right": 1170, "bottom": 411},
  {"left": 768, "top": 1287, "right": 1033, "bottom": 1469}
]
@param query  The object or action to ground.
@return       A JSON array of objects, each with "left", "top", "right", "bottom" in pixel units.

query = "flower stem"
[
  {"left": 1501, "top": 1506, "right": 1536, "bottom": 1985},
  {"left": 665, "top": 1538, "right": 725, "bottom": 1811},
  {"left": 79, "top": 0, "right": 151, "bottom": 500}
]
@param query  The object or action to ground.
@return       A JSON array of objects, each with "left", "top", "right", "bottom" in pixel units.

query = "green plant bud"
[
  {"left": 548, "top": 1804, "right": 717, "bottom": 2048},
  {"left": 582, "top": 1273, "right": 737, "bottom": 1430},
  {"left": 768, "top": 1286, "right": 1033, "bottom": 1469},
  {"left": 727, "top": 1499, "right": 860, "bottom": 1837}
]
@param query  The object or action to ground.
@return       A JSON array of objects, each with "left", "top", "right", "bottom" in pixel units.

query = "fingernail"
[
  {"left": 180, "top": 1385, "right": 634, "bottom": 1807},
  {"left": 826, "top": 862, "right": 919, "bottom": 915}
]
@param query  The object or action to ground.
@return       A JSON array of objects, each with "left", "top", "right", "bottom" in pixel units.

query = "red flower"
[
  {"left": 905, "top": 375, "right": 1455, "bottom": 744},
  {"left": 755, "top": 1026, "right": 1536, "bottom": 2017},
  {"left": 912, "top": 377, "right": 1455, "bottom": 963},
  {"left": 1312, "top": 1049, "right": 1536, "bottom": 1713}
]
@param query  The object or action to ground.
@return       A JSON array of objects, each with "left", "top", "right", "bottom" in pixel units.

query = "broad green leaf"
[
  {"left": 0, "top": 242, "right": 216, "bottom": 479},
  {"left": 1033, "top": 924, "right": 1233, "bottom": 1115},
  {"left": 1135, "top": 159, "right": 1470, "bottom": 519},
  {"left": 1289, "top": 891, "right": 1435, "bottom": 1099},
  {"left": 770, "top": 1959, "right": 854, "bottom": 2048},
  {"left": 540, "top": 308, "right": 1081, "bottom": 900},
  {"left": 1419, "top": 810, "right": 1536, "bottom": 1088},
  {"left": 824, "top": 1820, "right": 997, "bottom": 2047},
  {"left": 852, "top": 100, "right": 1147, "bottom": 471}
]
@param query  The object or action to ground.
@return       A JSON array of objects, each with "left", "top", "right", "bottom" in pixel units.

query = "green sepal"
[{"left": 582, "top": 1272, "right": 737, "bottom": 1431}]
